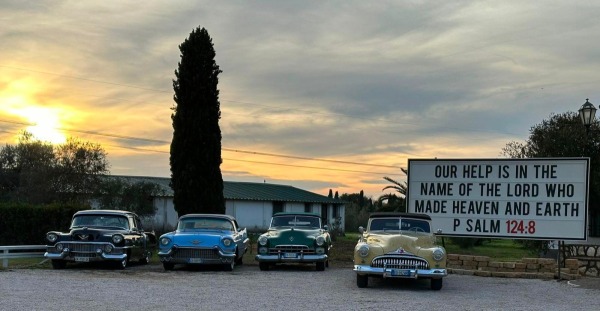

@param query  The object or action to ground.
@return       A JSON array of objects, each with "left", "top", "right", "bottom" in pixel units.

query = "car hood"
[
  {"left": 266, "top": 228, "right": 322, "bottom": 246},
  {"left": 63, "top": 227, "right": 127, "bottom": 242},
  {"left": 364, "top": 233, "right": 435, "bottom": 256},
  {"left": 165, "top": 230, "right": 229, "bottom": 248}
]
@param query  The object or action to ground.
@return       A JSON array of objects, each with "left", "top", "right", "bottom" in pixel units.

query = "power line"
[
  {"left": 0, "top": 119, "right": 406, "bottom": 170},
  {"left": 105, "top": 144, "right": 397, "bottom": 175}
]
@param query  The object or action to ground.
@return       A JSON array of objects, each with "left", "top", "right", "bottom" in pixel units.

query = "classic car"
[
  {"left": 44, "top": 210, "right": 156, "bottom": 269},
  {"left": 255, "top": 212, "right": 331, "bottom": 271},
  {"left": 158, "top": 214, "right": 249, "bottom": 271},
  {"left": 353, "top": 212, "right": 447, "bottom": 290}
]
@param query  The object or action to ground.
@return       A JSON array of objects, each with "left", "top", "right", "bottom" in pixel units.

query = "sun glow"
[{"left": 16, "top": 106, "right": 67, "bottom": 144}]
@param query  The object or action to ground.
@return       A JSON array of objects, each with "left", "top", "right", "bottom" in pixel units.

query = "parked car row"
[{"left": 44, "top": 210, "right": 447, "bottom": 290}]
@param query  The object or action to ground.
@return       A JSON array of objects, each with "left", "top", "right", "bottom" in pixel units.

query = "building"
[{"left": 106, "top": 176, "right": 345, "bottom": 233}]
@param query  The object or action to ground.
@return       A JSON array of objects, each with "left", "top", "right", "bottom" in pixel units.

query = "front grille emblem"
[
  {"left": 289, "top": 237, "right": 294, "bottom": 242},
  {"left": 191, "top": 240, "right": 201, "bottom": 245},
  {"left": 78, "top": 234, "right": 89, "bottom": 240}
]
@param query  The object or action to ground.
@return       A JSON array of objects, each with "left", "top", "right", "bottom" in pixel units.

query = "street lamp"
[{"left": 579, "top": 99, "right": 597, "bottom": 133}]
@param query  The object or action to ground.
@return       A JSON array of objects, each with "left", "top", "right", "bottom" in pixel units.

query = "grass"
[
  {"left": 2, "top": 235, "right": 535, "bottom": 270},
  {"left": 441, "top": 238, "right": 536, "bottom": 261},
  {"left": 328, "top": 233, "right": 536, "bottom": 264}
]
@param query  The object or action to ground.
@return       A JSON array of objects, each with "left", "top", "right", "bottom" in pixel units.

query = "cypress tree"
[{"left": 170, "top": 27, "right": 225, "bottom": 216}]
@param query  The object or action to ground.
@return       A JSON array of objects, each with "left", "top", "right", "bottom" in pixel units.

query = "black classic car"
[{"left": 44, "top": 210, "right": 156, "bottom": 269}]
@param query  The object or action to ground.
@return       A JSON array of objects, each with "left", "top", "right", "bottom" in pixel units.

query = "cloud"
[{"left": 2, "top": 1, "right": 599, "bottom": 197}]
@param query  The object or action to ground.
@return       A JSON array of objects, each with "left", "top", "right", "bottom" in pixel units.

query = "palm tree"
[{"left": 380, "top": 168, "right": 408, "bottom": 212}]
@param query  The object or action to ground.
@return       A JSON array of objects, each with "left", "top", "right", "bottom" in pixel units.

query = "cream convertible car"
[{"left": 353, "top": 213, "right": 447, "bottom": 290}]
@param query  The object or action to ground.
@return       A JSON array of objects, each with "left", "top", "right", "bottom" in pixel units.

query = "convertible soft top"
[{"left": 368, "top": 212, "right": 431, "bottom": 220}]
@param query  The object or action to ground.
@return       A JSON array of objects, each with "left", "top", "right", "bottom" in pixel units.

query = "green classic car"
[
  {"left": 353, "top": 212, "right": 447, "bottom": 290},
  {"left": 255, "top": 212, "right": 331, "bottom": 271}
]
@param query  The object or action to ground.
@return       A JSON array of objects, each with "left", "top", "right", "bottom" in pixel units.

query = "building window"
[
  {"left": 321, "top": 204, "right": 328, "bottom": 225},
  {"left": 273, "top": 201, "right": 284, "bottom": 216},
  {"left": 304, "top": 203, "right": 312, "bottom": 213},
  {"left": 332, "top": 205, "right": 339, "bottom": 219}
]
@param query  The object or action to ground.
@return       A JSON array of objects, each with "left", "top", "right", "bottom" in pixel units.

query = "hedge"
[{"left": 0, "top": 203, "right": 88, "bottom": 245}]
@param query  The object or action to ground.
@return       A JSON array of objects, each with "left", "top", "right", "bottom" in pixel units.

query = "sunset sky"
[{"left": 2, "top": 1, "right": 600, "bottom": 198}]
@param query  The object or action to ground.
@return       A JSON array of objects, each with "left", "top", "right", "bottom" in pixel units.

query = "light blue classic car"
[{"left": 158, "top": 214, "right": 249, "bottom": 271}]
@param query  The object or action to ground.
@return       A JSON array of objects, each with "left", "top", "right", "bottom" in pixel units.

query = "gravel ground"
[{"left": 1, "top": 264, "right": 599, "bottom": 311}]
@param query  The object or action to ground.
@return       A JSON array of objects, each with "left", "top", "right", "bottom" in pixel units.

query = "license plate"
[
  {"left": 284, "top": 253, "right": 297, "bottom": 258},
  {"left": 189, "top": 258, "right": 203, "bottom": 264},
  {"left": 390, "top": 269, "right": 411, "bottom": 276},
  {"left": 75, "top": 257, "right": 89, "bottom": 262}
]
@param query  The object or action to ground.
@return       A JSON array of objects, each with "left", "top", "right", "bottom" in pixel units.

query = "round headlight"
[
  {"left": 258, "top": 236, "right": 268, "bottom": 246},
  {"left": 55, "top": 243, "right": 64, "bottom": 252},
  {"left": 358, "top": 245, "right": 369, "bottom": 257},
  {"left": 432, "top": 248, "right": 445, "bottom": 261},
  {"left": 104, "top": 244, "right": 113, "bottom": 253},
  {"left": 112, "top": 234, "right": 124, "bottom": 244},
  {"left": 316, "top": 236, "right": 325, "bottom": 246},
  {"left": 160, "top": 237, "right": 171, "bottom": 246},
  {"left": 222, "top": 238, "right": 233, "bottom": 247},
  {"left": 47, "top": 233, "right": 58, "bottom": 243}
]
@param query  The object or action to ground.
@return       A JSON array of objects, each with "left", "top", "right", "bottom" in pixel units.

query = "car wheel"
[
  {"left": 139, "top": 251, "right": 150, "bottom": 264},
  {"left": 431, "top": 278, "right": 443, "bottom": 290},
  {"left": 51, "top": 260, "right": 66, "bottom": 269},
  {"left": 357, "top": 274, "right": 368, "bottom": 288},
  {"left": 223, "top": 260, "right": 235, "bottom": 271},
  {"left": 115, "top": 257, "right": 127, "bottom": 270},
  {"left": 259, "top": 262, "right": 270, "bottom": 271},
  {"left": 163, "top": 262, "right": 174, "bottom": 271},
  {"left": 316, "top": 261, "right": 325, "bottom": 271}
]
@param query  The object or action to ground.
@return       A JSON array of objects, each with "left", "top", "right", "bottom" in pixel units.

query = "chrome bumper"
[
  {"left": 255, "top": 253, "right": 328, "bottom": 263},
  {"left": 353, "top": 264, "right": 447, "bottom": 279},
  {"left": 44, "top": 248, "right": 127, "bottom": 261}
]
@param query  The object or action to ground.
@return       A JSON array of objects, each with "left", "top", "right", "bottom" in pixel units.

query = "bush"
[{"left": 0, "top": 203, "right": 88, "bottom": 245}]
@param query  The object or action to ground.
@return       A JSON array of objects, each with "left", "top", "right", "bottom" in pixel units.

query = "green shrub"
[{"left": 0, "top": 203, "right": 88, "bottom": 245}]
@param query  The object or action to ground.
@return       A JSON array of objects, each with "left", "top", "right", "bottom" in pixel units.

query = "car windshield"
[
  {"left": 368, "top": 218, "right": 430, "bottom": 233},
  {"left": 71, "top": 215, "right": 129, "bottom": 230},
  {"left": 178, "top": 218, "right": 234, "bottom": 231},
  {"left": 270, "top": 215, "right": 321, "bottom": 229}
]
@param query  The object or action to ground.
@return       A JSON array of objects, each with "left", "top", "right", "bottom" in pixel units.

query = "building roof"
[{"left": 105, "top": 175, "right": 344, "bottom": 204}]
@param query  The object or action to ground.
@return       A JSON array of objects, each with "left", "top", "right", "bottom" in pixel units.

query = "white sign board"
[{"left": 407, "top": 158, "right": 589, "bottom": 240}]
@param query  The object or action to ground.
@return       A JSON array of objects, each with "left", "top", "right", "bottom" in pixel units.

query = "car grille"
[
  {"left": 48, "top": 243, "right": 124, "bottom": 255},
  {"left": 172, "top": 247, "right": 220, "bottom": 260},
  {"left": 371, "top": 256, "right": 429, "bottom": 270},
  {"left": 268, "top": 245, "right": 315, "bottom": 255}
]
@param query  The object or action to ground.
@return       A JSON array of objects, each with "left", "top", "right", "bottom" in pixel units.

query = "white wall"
[
  {"left": 286, "top": 202, "right": 304, "bottom": 213},
  {"left": 147, "top": 197, "right": 345, "bottom": 234}
]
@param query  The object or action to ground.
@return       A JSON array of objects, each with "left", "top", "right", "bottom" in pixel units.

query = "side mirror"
[
  {"left": 436, "top": 229, "right": 443, "bottom": 235},
  {"left": 323, "top": 225, "right": 329, "bottom": 231},
  {"left": 131, "top": 227, "right": 139, "bottom": 233},
  {"left": 358, "top": 226, "right": 364, "bottom": 234}
]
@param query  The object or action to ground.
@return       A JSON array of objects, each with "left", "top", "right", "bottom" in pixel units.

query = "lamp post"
[{"left": 579, "top": 99, "right": 597, "bottom": 134}]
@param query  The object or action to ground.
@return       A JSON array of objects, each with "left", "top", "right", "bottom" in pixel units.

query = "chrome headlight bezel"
[
  {"left": 160, "top": 237, "right": 171, "bottom": 246},
  {"left": 46, "top": 232, "right": 58, "bottom": 243},
  {"left": 432, "top": 248, "right": 445, "bottom": 261},
  {"left": 258, "top": 236, "right": 268, "bottom": 246},
  {"left": 112, "top": 234, "right": 124, "bottom": 244},
  {"left": 358, "top": 244, "right": 370, "bottom": 257},
  {"left": 104, "top": 244, "right": 113, "bottom": 253},
  {"left": 222, "top": 238, "right": 233, "bottom": 247},
  {"left": 316, "top": 236, "right": 325, "bottom": 246}
]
